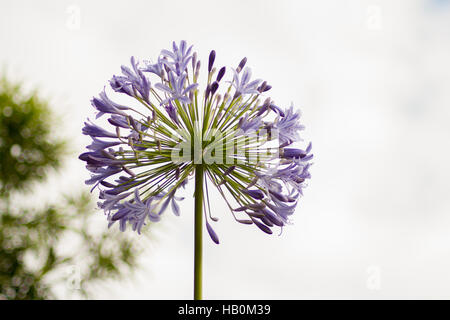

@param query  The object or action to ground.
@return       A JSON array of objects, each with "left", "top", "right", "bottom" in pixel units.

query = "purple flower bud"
[
  {"left": 216, "top": 67, "right": 226, "bottom": 82},
  {"left": 79, "top": 151, "right": 123, "bottom": 168},
  {"left": 282, "top": 148, "right": 307, "bottom": 159},
  {"left": 236, "top": 219, "right": 253, "bottom": 225},
  {"left": 256, "top": 98, "right": 271, "bottom": 116},
  {"left": 205, "top": 84, "right": 211, "bottom": 101},
  {"left": 208, "top": 50, "right": 216, "bottom": 73},
  {"left": 257, "top": 81, "right": 272, "bottom": 93},
  {"left": 269, "top": 104, "right": 285, "bottom": 117},
  {"left": 256, "top": 105, "right": 268, "bottom": 117},
  {"left": 192, "top": 52, "right": 197, "bottom": 70},
  {"left": 246, "top": 202, "right": 266, "bottom": 210},
  {"left": 246, "top": 211, "right": 265, "bottom": 218},
  {"left": 112, "top": 209, "right": 128, "bottom": 221},
  {"left": 260, "top": 216, "right": 274, "bottom": 227},
  {"left": 206, "top": 221, "right": 220, "bottom": 244},
  {"left": 108, "top": 115, "right": 129, "bottom": 128},
  {"left": 262, "top": 208, "right": 284, "bottom": 227},
  {"left": 165, "top": 102, "right": 180, "bottom": 125},
  {"left": 245, "top": 189, "right": 265, "bottom": 200},
  {"left": 210, "top": 81, "right": 219, "bottom": 96},
  {"left": 252, "top": 218, "right": 273, "bottom": 234},
  {"left": 164, "top": 63, "right": 171, "bottom": 74},
  {"left": 128, "top": 116, "right": 140, "bottom": 131},
  {"left": 257, "top": 81, "right": 267, "bottom": 93},
  {"left": 236, "top": 57, "right": 247, "bottom": 73},
  {"left": 100, "top": 181, "right": 115, "bottom": 188}
]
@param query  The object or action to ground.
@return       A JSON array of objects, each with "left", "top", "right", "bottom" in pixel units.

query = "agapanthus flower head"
[{"left": 80, "top": 40, "right": 313, "bottom": 243}]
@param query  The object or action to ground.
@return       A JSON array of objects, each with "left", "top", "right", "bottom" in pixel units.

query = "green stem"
[{"left": 194, "top": 165, "right": 204, "bottom": 300}]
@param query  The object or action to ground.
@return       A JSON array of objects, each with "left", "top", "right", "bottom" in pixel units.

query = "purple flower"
[
  {"left": 98, "top": 190, "right": 133, "bottom": 213},
  {"left": 255, "top": 170, "right": 283, "bottom": 194},
  {"left": 104, "top": 175, "right": 147, "bottom": 196},
  {"left": 282, "top": 148, "right": 303, "bottom": 159},
  {"left": 160, "top": 40, "right": 193, "bottom": 76},
  {"left": 248, "top": 207, "right": 285, "bottom": 228},
  {"left": 265, "top": 200, "right": 297, "bottom": 222},
  {"left": 80, "top": 40, "right": 312, "bottom": 240},
  {"left": 250, "top": 145, "right": 313, "bottom": 227},
  {"left": 110, "top": 57, "right": 151, "bottom": 103},
  {"left": 155, "top": 71, "right": 197, "bottom": 104},
  {"left": 91, "top": 89, "right": 129, "bottom": 119},
  {"left": 164, "top": 101, "right": 180, "bottom": 125},
  {"left": 87, "top": 137, "right": 121, "bottom": 152},
  {"left": 245, "top": 189, "right": 265, "bottom": 200},
  {"left": 232, "top": 67, "right": 262, "bottom": 98},
  {"left": 269, "top": 189, "right": 297, "bottom": 203},
  {"left": 82, "top": 120, "right": 117, "bottom": 138},
  {"left": 275, "top": 105, "right": 305, "bottom": 146},
  {"left": 85, "top": 165, "right": 122, "bottom": 191},
  {"left": 237, "top": 114, "right": 263, "bottom": 134},
  {"left": 141, "top": 57, "right": 165, "bottom": 77},
  {"left": 282, "top": 142, "right": 313, "bottom": 160},
  {"left": 276, "top": 161, "right": 311, "bottom": 193},
  {"left": 261, "top": 208, "right": 285, "bottom": 227},
  {"left": 156, "top": 189, "right": 185, "bottom": 216},
  {"left": 109, "top": 189, "right": 161, "bottom": 234}
]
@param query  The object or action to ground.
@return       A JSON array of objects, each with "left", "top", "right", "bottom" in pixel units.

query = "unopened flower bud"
[
  {"left": 128, "top": 116, "right": 139, "bottom": 132},
  {"left": 210, "top": 81, "right": 219, "bottom": 96},
  {"left": 236, "top": 57, "right": 247, "bottom": 73},
  {"left": 208, "top": 50, "right": 216, "bottom": 72},
  {"left": 206, "top": 221, "right": 219, "bottom": 244},
  {"left": 192, "top": 52, "right": 197, "bottom": 70},
  {"left": 251, "top": 218, "right": 273, "bottom": 234},
  {"left": 236, "top": 219, "right": 253, "bottom": 225},
  {"left": 216, "top": 67, "right": 226, "bottom": 82}
]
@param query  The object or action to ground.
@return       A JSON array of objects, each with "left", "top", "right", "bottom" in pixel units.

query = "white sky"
[{"left": 1, "top": 0, "right": 450, "bottom": 299}]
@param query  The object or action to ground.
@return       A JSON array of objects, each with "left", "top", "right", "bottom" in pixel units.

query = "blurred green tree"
[{"left": 0, "top": 76, "right": 145, "bottom": 299}]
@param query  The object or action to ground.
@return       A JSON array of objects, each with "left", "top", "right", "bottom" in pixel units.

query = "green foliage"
[
  {"left": 0, "top": 77, "right": 65, "bottom": 196},
  {"left": 0, "top": 192, "right": 143, "bottom": 299},
  {"left": 0, "top": 76, "right": 146, "bottom": 299}
]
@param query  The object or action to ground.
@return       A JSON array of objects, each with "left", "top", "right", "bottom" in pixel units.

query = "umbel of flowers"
[{"left": 80, "top": 40, "right": 312, "bottom": 298}]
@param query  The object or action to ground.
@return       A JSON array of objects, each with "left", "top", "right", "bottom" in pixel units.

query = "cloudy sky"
[{"left": 1, "top": 0, "right": 450, "bottom": 299}]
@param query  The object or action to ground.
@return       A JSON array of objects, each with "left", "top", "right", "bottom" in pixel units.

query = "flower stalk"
[{"left": 194, "top": 165, "right": 204, "bottom": 300}]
